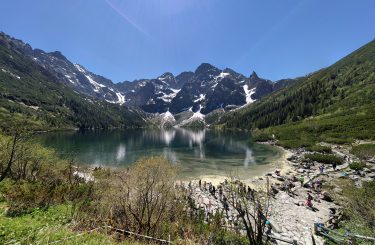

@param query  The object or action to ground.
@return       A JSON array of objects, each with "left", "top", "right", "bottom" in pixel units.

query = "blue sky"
[{"left": 0, "top": 0, "right": 374, "bottom": 83}]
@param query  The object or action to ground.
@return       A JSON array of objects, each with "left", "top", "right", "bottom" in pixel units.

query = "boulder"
[
  {"left": 321, "top": 191, "right": 333, "bottom": 202},
  {"left": 363, "top": 168, "right": 372, "bottom": 173}
]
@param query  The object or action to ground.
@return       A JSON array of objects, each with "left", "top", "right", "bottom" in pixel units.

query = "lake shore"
[
  {"left": 183, "top": 141, "right": 375, "bottom": 244},
  {"left": 194, "top": 143, "right": 293, "bottom": 188}
]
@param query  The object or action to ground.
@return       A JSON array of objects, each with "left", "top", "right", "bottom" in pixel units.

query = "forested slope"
[
  {"left": 221, "top": 39, "right": 375, "bottom": 145},
  {"left": 0, "top": 40, "right": 147, "bottom": 130}
]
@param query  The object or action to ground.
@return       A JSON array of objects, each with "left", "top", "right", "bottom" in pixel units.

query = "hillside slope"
[
  {"left": 0, "top": 37, "right": 147, "bottom": 130},
  {"left": 221, "top": 39, "right": 375, "bottom": 145}
]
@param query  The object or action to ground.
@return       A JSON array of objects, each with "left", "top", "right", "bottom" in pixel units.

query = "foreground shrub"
[
  {"left": 0, "top": 132, "right": 89, "bottom": 215},
  {"left": 76, "top": 157, "right": 181, "bottom": 238},
  {"left": 304, "top": 153, "right": 344, "bottom": 165}
]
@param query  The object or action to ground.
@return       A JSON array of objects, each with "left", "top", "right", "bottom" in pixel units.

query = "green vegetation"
[
  {"left": 0, "top": 132, "right": 250, "bottom": 244},
  {"left": 0, "top": 41, "right": 146, "bottom": 130},
  {"left": 0, "top": 203, "right": 150, "bottom": 244},
  {"left": 348, "top": 161, "right": 366, "bottom": 171},
  {"left": 323, "top": 180, "right": 375, "bottom": 244},
  {"left": 220, "top": 39, "right": 375, "bottom": 148},
  {"left": 351, "top": 144, "right": 375, "bottom": 160},
  {"left": 305, "top": 145, "right": 332, "bottom": 153},
  {"left": 304, "top": 153, "right": 344, "bottom": 165}
]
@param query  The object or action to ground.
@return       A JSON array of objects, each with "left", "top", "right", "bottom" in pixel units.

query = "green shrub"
[
  {"left": 351, "top": 144, "right": 375, "bottom": 160},
  {"left": 251, "top": 129, "right": 273, "bottom": 142},
  {"left": 349, "top": 162, "right": 366, "bottom": 171},
  {"left": 305, "top": 145, "right": 332, "bottom": 153},
  {"left": 304, "top": 153, "right": 344, "bottom": 165},
  {"left": 278, "top": 139, "right": 313, "bottom": 149},
  {"left": 324, "top": 137, "right": 354, "bottom": 144}
]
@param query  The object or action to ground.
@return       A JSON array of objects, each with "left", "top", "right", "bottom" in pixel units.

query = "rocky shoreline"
[{"left": 181, "top": 141, "right": 375, "bottom": 245}]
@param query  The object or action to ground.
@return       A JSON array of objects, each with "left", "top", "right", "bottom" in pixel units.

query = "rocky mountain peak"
[
  {"left": 195, "top": 63, "right": 220, "bottom": 75},
  {"left": 250, "top": 71, "right": 259, "bottom": 79},
  {"left": 49, "top": 51, "right": 67, "bottom": 61}
]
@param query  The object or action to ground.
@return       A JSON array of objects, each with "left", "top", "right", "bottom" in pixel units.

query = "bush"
[
  {"left": 305, "top": 145, "right": 332, "bottom": 153},
  {"left": 351, "top": 144, "right": 375, "bottom": 160},
  {"left": 0, "top": 132, "right": 89, "bottom": 215},
  {"left": 278, "top": 139, "right": 313, "bottom": 149},
  {"left": 251, "top": 129, "right": 273, "bottom": 142},
  {"left": 304, "top": 153, "right": 344, "bottom": 165},
  {"left": 349, "top": 162, "right": 366, "bottom": 171}
]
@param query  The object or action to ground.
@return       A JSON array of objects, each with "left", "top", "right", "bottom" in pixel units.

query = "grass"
[
  {"left": 0, "top": 203, "right": 146, "bottom": 244},
  {"left": 304, "top": 153, "right": 344, "bottom": 165}
]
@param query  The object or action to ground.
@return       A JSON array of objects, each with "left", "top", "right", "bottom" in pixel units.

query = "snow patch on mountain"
[
  {"left": 75, "top": 64, "right": 106, "bottom": 92},
  {"left": 191, "top": 105, "right": 205, "bottom": 119},
  {"left": 217, "top": 72, "right": 230, "bottom": 79},
  {"left": 243, "top": 85, "right": 256, "bottom": 104},
  {"left": 177, "top": 104, "right": 205, "bottom": 127},
  {"left": 160, "top": 89, "right": 181, "bottom": 102},
  {"left": 116, "top": 92, "right": 125, "bottom": 105},
  {"left": 160, "top": 110, "right": 176, "bottom": 128},
  {"left": 193, "top": 94, "right": 206, "bottom": 102},
  {"left": 1, "top": 68, "right": 21, "bottom": 79}
]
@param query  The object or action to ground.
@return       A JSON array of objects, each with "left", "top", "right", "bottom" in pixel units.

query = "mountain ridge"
[{"left": 0, "top": 31, "right": 297, "bottom": 116}]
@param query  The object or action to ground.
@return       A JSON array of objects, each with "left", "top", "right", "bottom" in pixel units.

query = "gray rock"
[
  {"left": 297, "top": 168, "right": 305, "bottom": 173},
  {"left": 363, "top": 168, "right": 372, "bottom": 173}
]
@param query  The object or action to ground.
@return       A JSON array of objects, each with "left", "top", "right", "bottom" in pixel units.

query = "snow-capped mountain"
[
  {"left": 0, "top": 32, "right": 296, "bottom": 119},
  {"left": 116, "top": 63, "right": 296, "bottom": 115}
]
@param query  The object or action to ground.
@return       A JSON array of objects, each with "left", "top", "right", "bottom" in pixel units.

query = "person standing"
[
  {"left": 319, "top": 164, "right": 324, "bottom": 174},
  {"left": 299, "top": 175, "right": 305, "bottom": 187}
]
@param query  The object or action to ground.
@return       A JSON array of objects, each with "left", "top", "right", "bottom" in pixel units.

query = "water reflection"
[
  {"left": 116, "top": 144, "right": 126, "bottom": 161},
  {"left": 37, "top": 128, "right": 280, "bottom": 178}
]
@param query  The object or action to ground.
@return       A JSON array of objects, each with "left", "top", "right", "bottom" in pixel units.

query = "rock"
[
  {"left": 321, "top": 191, "right": 333, "bottom": 202},
  {"left": 362, "top": 177, "right": 373, "bottom": 182},
  {"left": 350, "top": 176, "right": 360, "bottom": 181},
  {"left": 265, "top": 172, "right": 272, "bottom": 176},
  {"left": 363, "top": 168, "right": 372, "bottom": 173},
  {"left": 370, "top": 165, "right": 375, "bottom": 172},
  {"left": 297, "top": 168, "right": 305, "bottom": 173},
  {"left": 367, "top": 172, "right": 375, "bottom": 178}
]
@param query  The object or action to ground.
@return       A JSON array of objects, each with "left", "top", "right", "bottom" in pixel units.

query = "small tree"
[
  {"left": 78, "top": 156, "right": 179, "bottom": 238},
  {"left": 225, "top": 177, "right": 272, "bottom": 244}
]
